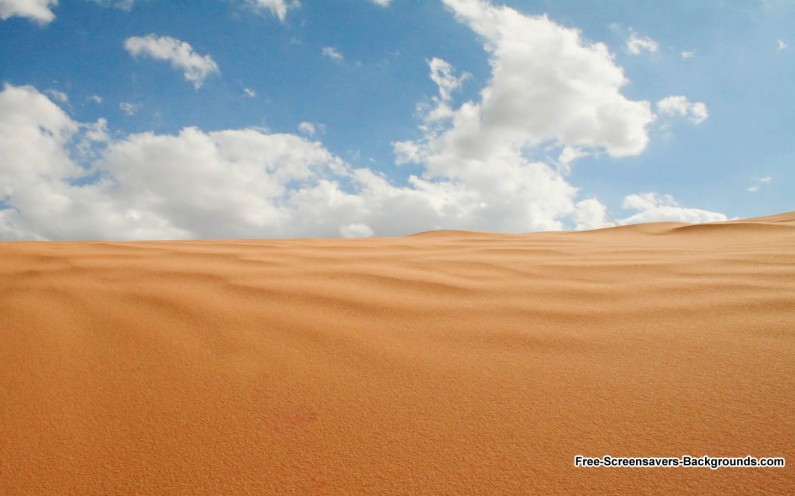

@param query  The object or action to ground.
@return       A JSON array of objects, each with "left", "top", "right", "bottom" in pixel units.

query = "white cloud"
[
  {"left": 298, "top": 121, "right": 323, "bottom": 136},
  {"left": 392, "top": 0, "right": 656, "bottom": 230},
  {"left": 409, "top": 57, "right": 471, "bottom": 130},
  {"left": 6, "top": 83, "right": 539, "bottom": 241},
  {"left": 626, "top": 30, "right": 659, "bottom": 55},
  {"left": 0, "top": 3, "right": 725, "bottom": 241},
  {"left": 0, "top": 0, "right": 57, "bottom": 24},
  {"left": 45, "top": 89, "right": 68, "bottom": 103},
  {"left": 428, "top": 57, "right": 468, "bottom": 102},
  {"left": 619, "top": 193, "right": 727, "bottom": 224},
  {"left": 0, "top": 84, "right": 463, "bottom": 240},
  {"left": 573, "top": 191, "right": 726, "bottom": 231},
  {"left": 244, "top": 0, "right": 298, "bottom": 22},
  {"left": 573, "top": 198, "right": 614, "bottom": 230},
  {"left": 747, "top": 176, "right": 772, "bottom": 193},
  {"left": 83, "top": 117, "right": 110, "bottom": 144},
  {"left": 0, "top": 84, "right": 345, "bottom": 240},
  {"left": 435, "top": 0, "right": 654, "bottom": 158},
  {"left": 88, "top": 94, "right": 103, "bottom": 104},
  {"left": 124, "top": 34, "right": 219, "bottom": 88},
  {"left": 370, "top": 0, "right": 391, "bottom": 6},
  {"left": 340, "top": 223, "right": 374, "bottom": 238},
  {"left": 681, "top": 50, "right": 695, "bottom": 59},
  {"left": 86, "top": 0, "right": 134, "bottom": 10},
  {"left": 0, "top": 83, "right": 565, "bottom": 240},
  {"left": 777, "top": 40, "right": 788, "bottom": 51},
  {"left": 243, "top": 87, "right": 256, "bottom": 98},
  {"left": 656, "top": 95, "right": 709, "bottom": 124},
  {"left": 119, "top": 102, "right": 140, "bottom": 115},
  {"left": 322, "top": 46, "right": 343, "bottom": 61},
  {"left": 556, "top": 146, "right": 586, "bottom": 174},
  {"left": 0, "top": 84, "right": 102, "bottom": 240}
]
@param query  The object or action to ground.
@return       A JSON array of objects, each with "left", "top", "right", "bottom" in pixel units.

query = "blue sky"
[{"left": 0, "top": 0, "right": 792, "bottom": 240}]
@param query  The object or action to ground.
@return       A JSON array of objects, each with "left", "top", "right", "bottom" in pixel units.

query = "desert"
[{"left": 1, "top": 213, "right": 793, "bottom": 494}]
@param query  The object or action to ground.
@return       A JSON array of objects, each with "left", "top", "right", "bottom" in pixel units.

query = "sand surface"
[{"left": 1, "top": 213, "right": 794, "bottom": 494}]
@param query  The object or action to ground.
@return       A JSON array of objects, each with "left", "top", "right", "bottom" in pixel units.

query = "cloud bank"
[
  {"left": 620, "top": 193, "right": 726, "bottom": 224},
  {"left": 0, "top": 0, "right": 725, "bottom": 241}
]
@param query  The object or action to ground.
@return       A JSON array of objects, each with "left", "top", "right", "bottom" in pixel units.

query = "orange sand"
[{"left": 1, "top": 213, "right": 794, "bottom": 494}]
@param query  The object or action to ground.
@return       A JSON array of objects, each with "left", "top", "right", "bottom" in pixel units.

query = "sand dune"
[{"left": 1, "top": 214, "right": 793, "bottom": 494}]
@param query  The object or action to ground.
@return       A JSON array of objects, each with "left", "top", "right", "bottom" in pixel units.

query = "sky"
[{"left": 0, "top": 0, "right": 792, "bottom": 240}]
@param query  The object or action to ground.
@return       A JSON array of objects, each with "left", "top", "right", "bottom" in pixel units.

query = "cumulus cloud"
[
  {"left": 0, "top": 84, "right": 478, "bottom": 240},
  {"left": 0, "top": 0, "right": 57, "bottom": 24},
  {"left": 656, "top": 95, "right": 709, "bottom": 124},
  {"left": 322, "top": 46, "right": 343, "bottom": 61},
  {"left": 435, "top": 0, "right": 654, "bottom": 158},
  {"left": 0, "top": 83, "right": 584, "bottom": 240},
  {"left": 0, "top": 2, "right": 725, "bottom": 241},
  {"left": 244, "top": 0, "right": 298, "bottom": 22},
  {"left": 243, "top": 87, "right": 257, "bottom": 98},
  {"left": 0, "top": 84, "right": 104, "bottom": 240},
  {"left": 620, "top": 193, "right": 727, "bottom": 224},
  {"left": 0, "top": 84, "right": 343, "bottom": 239},
  {"left": 124, "top": 34, "right": 219, "bottom": 88},
  {"left": 573, "top": 198, "right": 614, "bottom": 230},
  {"left": 370, "top": 0, "right": 391, "bottom": 6},
  {"left": 393, "top": 0, "right": 657, "bottom": 230},
  {"left": 626, "top": 31, "right": 659, "bottom": 55},
  {"left": 777, "top": 40, "right": 788, "bottom": 51}
]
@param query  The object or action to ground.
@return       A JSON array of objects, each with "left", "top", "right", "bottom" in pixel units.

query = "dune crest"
[{"left": 1, "top": 214, "right": 793, "bottom": 494}]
